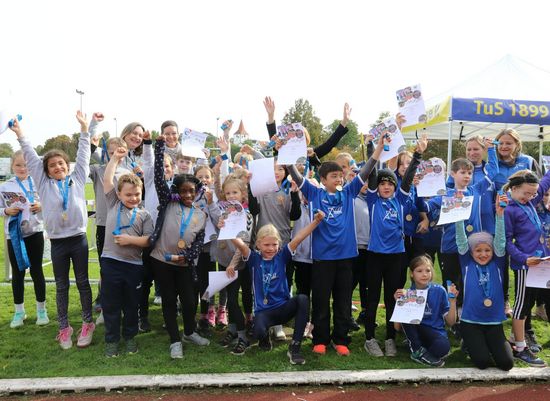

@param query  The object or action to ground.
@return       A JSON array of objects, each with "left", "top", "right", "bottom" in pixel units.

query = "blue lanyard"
[
  {"left": 517, "top": 202, "right": 543, "bottom": 234},
  {"left": 112, "top": 203, "right": 138, "bottom": 235},
  {"left": 15, "top": 177, "right": 34, "bottom": 203},
  {"left": 100, "top": 137, "right": 109, "bottom": 164},
  {"left": 261, "top": 258, "right": 276, "bottom": 303},
  {"left": 57, "top": 176, "right": 70, "bottom": 212},
  {"left": 474, "top": 263, "right": 491, "bottom": 300},
  {"left": 278, "top": 179, "right": 290, "bottom": 195},
  {"left": 179, "top": 205, "right": 195, "bottom": 241},
  {"left": 324, "top": 189, "right": 343, "bottom": 206}
]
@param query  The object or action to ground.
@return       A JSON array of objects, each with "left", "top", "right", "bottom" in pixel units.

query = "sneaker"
[
  {"left": 258, "top": 336, "right": 272, "bottom": 351},
  {"left": 333, "top": 343, "right": 350, "bottom": 356},
  {"left": 105, "top": 342, "right": 119, "bottom": 357},
  {"left": 526, "top": 330, "right": 542, "bottom": 353},
  {"left": 126, "top": 338, "right": 138, "bottom": 354},
  {"left": 153, "top": 296, "right": 162, "bottom": 305},
  {"left": 56, "top": 326, "right": 74, "bottom": 350},
  {"left": 138, "top": 317, "right": 151, "bottom": 333},
  {"left": 514, "top": 348, "right": 547, "bottom": 367},
  {"left": 364, "top": 338, "right": 384, "bottom": 357},
  {"left": 535, "top": 305, "right": 548, "bottom": 321},
  {"left": 230, "top": 338, "right": 249, "bottom": 355},
  {"left": 348, "top": 317, "right": 361, "bottom": 332},
  {"left": 196, "top": 318, "right": 211, "bottom": 337},
  {"left": 220, "top": 331, "right": 238, "bottom": 347},
  {"left": 36, "top": 309, "right": 49, "bottom": 326},
  {"left": 312, "top": 344, "right": 326, "bottom": 355},
  {"left": 504, "top": 301, "right": 513, "bottom": 318},
  {"left": 288, "top": 341, "right": 305, "bottom": 365},
  {"left": 77, "top": 322, "right": 96, "bottom": 348},
  {"left": 183, "top": 332, "right": 210, "bottom": 346},
  {"left": 351, "top": 303, "right": 358, "bottom": 312},
  {"left": 385, "top": 339, "right": 397, "bottom": 357},
  {"left": 206, "top": 306, "right": 216, "bottom": 327},
  {"left": 216, "top": 306, "right": 228, "bottom": 327},
  {"left": 303, "top": 322, "right": 314, "bottom": 340},
  {"left": 95, "top": 311, "right": 104, "bottom": 325},
  {"left": 273, "top": 325, "right": 287, "bottom": 341},
  {"left": 410, "top": 346, "right": 444, "bottom": 367},
  {"left": 170, "top": 342, "right": 183, "bottom": 359},
  {"left": 10, "top": 311, "right": 26, "bottom": 328},
  {"left": 356, "top": 310, "right": 367, "bottom": 326}
]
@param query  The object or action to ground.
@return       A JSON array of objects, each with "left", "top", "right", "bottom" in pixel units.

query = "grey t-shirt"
[
  {"left": 101, "top": 189, "right": 154, "bottom": 265},
  {"left": 150, "top": 203, "right": 206, "bottom": 267}
]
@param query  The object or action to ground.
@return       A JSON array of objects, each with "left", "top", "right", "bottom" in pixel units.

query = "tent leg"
[{"left": 446, "top": 120, "right": 453, "bottom": 175}]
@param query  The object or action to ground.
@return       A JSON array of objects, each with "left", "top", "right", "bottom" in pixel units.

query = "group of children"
[{"left": 1, "top": 99, "right": 549, "bottom": 369}]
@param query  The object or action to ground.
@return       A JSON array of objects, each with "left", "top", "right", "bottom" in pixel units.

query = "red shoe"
[
  {"left": 333, "top": 344, "right": 350, "bottom": 356},
  {"left": 312, "top": 344, "right": 326, "bottom": 355}
]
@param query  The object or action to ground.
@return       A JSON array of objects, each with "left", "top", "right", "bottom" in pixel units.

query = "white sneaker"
[
  {"left": 385, "top": 338, "right": 397, "bottom": 357},
  {"left": 153, "top": 296, "right": 162, "bottom": 305},
  {"left": 364, "top": 338, "right": 384, "bottom": 357},
  {"left": 56, "top": 326, "right": 74, "bottom": 350},
  {"left": 77, "top": 322, "right": 96, "bottom": 348},
  {"left": 95, "top": 311, "right": 104, "bottom": 325},
  {"left": 182, "top": 332, "right": 210, "bottom": 346},
  {"left": 36, "top": 309, "right": 49, "bottom": 326},
  {"left": 303, "top": 322, "right": 314, "bottom": 339},
  {"left": 273, "top": 325, "right": 287, "bottom": 341},
  {"left": 10, "top": 311, "right": 26, "bottom": 328},
  {"left": 170, "top": 342, "right": 183, "bottom": 359},
  {"left": 351, "top": 304, "right": 358, "bottom": 312}
]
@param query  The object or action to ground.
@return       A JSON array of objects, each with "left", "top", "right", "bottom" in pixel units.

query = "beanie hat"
[
  {"left": 467, "top": 231, "right": 494, "bottom": 250},
  {"left": 377, "top": 169, "right": 398, "bottom": 187}
]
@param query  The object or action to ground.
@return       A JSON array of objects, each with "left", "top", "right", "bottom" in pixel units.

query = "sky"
[{"left": 2, "top": 0, "right": 550, "bottom": 149}]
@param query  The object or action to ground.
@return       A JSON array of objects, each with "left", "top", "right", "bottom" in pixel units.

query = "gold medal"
[
  {"left": 336, "top": 185, "right": 343, "bottom": 192},
  {"left": 277, "top": 195, "right": 285, "bottom": 205},
  {"left": 177, "top": 239, "right": 186, "bottom": 249},
  {"left": 61, "top": 211, "right": 68, "bottom": 221},
  {"left": 540, "top": 236, "right": 545, "bottom": 244},
  {"left": 405, "top": 214, "right": 413, "bottom": 222},
  {"left": 483, "top": 298, "right": 492, "bottom": 307},
  {"left": 263, "top": 298, "right": 268, "bottom": 305},
  {"left": 192, "top": 216, "right": 199, "bottom": 225},
  {"left": 466, "top": 225, "right": 474, "bottom": 233},
  {"left": 286, "top": 175, "right": 292, "bottom": 183},
  {"left": 219, "top": 242, "right": 227, "bottom": 249}
]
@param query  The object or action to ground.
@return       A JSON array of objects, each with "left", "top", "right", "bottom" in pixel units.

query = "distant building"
[{"left": 231, "top": 120, "right": 249, "bottom": 145}]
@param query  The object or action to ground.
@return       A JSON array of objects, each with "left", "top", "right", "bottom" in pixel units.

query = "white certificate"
[
  {"left": 390, "top": 289, "right": 428, "bottom": 324},
  {"left": 368, "top": 117, "right": 406, "bottom": 163},
  {"left": 396, "top": 84, "right": 427, "bottom": 128},
  {"left": 526, "top": 260, "right": 550, "bottom": 289},
  {"left": 181, "top": 128, "right": 208, "bottom": 159},
  {"left": 416, "top": 158, "right": 447, "bottom": 197},
  {"left": 203, "top": 217, "right": 218, "bottom": 244},
  {"left": 217, "top": 200, "right": 248, "bottom": 240},
  {"left": 202, "top": 271, "right": 239, "bottom": 300},
  {"left": 249, "top": 157, "right": 279, "bottom": 197},
  {"left": 436, "top": 195, "right": 474, "bottom": 225},
  {"left": 276, "top": 123, "right": 307, "bottom": 165}
]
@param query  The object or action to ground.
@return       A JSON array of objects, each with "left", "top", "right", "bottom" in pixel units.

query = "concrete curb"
[{"left": 1, "top": 367, "right": 550, "bottom": 395}]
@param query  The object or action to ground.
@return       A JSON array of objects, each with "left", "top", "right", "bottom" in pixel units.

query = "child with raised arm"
[
  {"left": 230, "top": 210, "right": 325, "bottom": 365},
  {"left": 101, "top": 147, "right": 154, "bottom": 357},
  {"left": 456, "top": 193, "right": 514, "bottom": 371},
  {"left": 10, "top": 112, "right": 95, "bottom": 350},
  {"left": 286, "top": 133, "right": 387, "bottom": 356},
  {"left": 394, "top": 255, "right": 458, "bottom": 367}
]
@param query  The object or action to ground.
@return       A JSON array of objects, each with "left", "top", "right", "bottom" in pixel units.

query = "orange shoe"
[
  {"left": 333, "top": 344, "right": 350, "bottom": 356},
  {"left": 312, "top": 344, "right": 326, "bottom": 355}
]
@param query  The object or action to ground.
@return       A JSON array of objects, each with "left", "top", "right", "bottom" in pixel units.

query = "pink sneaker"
[
  {"left": 56, "top": 326, "right": 74, "bottom": 350},
  {"left": 216, "top": 306, "right": 228, "bottom": 327},
  {"left": 207, "top": 306, "right": 216, "bottom": 327},
  {"left": 77, "top": 322, "right": 96, "bottom": 348}
]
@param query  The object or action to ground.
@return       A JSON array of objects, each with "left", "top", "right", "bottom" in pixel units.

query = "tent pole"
[
  {"left": 539, "top": 126, "right": 544, "bottom": 171},
  {"left": 447, "top": 119, "right": 453, "bottom": 175}
]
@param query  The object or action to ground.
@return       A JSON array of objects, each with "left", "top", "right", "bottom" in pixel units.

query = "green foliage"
[
  {"left": 371, "top": 111, "right": 391, "bottom": 127},
  {"left": 282, "top": 99, "right": 323, "bottom": 147},
  {"left": 0, "top": 143, "right": 14, "bottom": 158},
  {"left": 41, "top": 134, "right": 77, "bottom": 161}
]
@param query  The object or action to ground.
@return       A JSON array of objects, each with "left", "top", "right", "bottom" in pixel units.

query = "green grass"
[{"left": 1, "top": 184, "right": 549, "bottom": 379}]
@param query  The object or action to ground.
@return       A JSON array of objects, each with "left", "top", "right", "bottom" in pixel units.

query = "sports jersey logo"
[
  {"left": 424, "top": 302, "right": 432, "bottom": 317},
  {"left": 326, "top": 206, "right": 343, "bottom": 219},
  {"left": 383, "top": 208, "right": 398, "bottom": 221},
  {"left": 263, "top": 272, "right": 278, "bottom": 283}
]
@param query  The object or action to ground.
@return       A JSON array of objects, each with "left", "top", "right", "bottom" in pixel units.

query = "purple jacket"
[{"left": 505, "top": 171, "right": 550, "bottom": 270}]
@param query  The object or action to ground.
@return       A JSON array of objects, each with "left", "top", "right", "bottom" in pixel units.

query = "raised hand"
[
  {"left": 156, "top": 133, "right": 166, "bottom": 142},
  {"left": 495, "top": 192, "right": 507, "bottom": 216},
  {"left": 113, "top": 146, "right": 128, "bottom": 160},
  {"left": 8, "top": 117, "right": 23, "bottom": 138},
  {"left": 217, "top": 136, "right": 229, "bottom": 154},
  {"left": 263, "top": 96, "right": 275, "bottom": 123},
  {"left": 342, "top": 103, "right": 352, "bottom": 127},
  {"left": 396, "top": 113, "right": 406, "bottom": 130},
  {"left": 143, "top": 130, "right": 151, "bottom": 141},
  {"left": 484, "top": 136, "right": 495, "bottom": 149},
  {"left": 415, "top": 132, "right": 428, "bottom": 154},
  {"left": 76, "top": 110, "right": 88, "bottom": 132},
  {"left": 240, "top": 144, "right": 253, "bottom": 155},
  {"left": 90, "top": 135, "right": 100, "bottom": 147},
  {"left": 92, "top": 112, "right": 105, "bottom": 122}
]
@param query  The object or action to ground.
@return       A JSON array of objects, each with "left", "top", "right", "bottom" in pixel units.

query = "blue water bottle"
[
  {"left": 497, "top": 190, "right": 507, "bottom": 208},
  {"left": 446, "top": 280, "right": 456, "bottom": 299}
]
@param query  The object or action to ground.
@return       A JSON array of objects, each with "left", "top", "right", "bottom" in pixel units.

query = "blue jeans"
[
  {"left": 101, "top": 257, "right": 143, "bottom": 343},
  {"left": 254, "top": 294, "right": 309, "bottom": 343},
  {"left": 402, "top": 323, "right": 450, "bottom": 359}
]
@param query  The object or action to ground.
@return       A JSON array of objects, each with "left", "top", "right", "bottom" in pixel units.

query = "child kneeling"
[
  {"left": 231, "top": 211, "right": 324, "bottom": 365},
  {"left": 394, "top": 255, "right": 457, "bottom": 367}
]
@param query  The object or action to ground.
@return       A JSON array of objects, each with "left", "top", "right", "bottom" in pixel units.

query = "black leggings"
[
  {"left": 8, "top": 232, "right": 46, "bottom": 305},
  {"left": 196, "top": 252, "right": 216, "bottom": 315},
  {"left": 439, "top": 253, "right": 463, "bottom": 306},
  {"left": 224, "top": 266, "right": 246, "bottom": 331},
  {"left": 352, "top": 249, "right": 368, "bottom": 310},
  {"left": 254, "top": 295, "right": 309, "bottom": 343},
  {"left": 460, "top": 321, "right": 514, "bottom": 371},
  {"left": 152, "top": 258, "right": 196, "bottom": 343}
]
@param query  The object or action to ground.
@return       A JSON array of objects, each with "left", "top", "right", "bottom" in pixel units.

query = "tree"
[
  {"left": 282, "top": 99, "right": 324, "bottom": 147},
  {"left": 41, "top": 135, "right": 77, "bottom": 161},
  {"left": 323, "top": 119, "right": 360, "bottom": 151},
  {"left": 0, "top": 143, "right": 14, "bottom": 158}
]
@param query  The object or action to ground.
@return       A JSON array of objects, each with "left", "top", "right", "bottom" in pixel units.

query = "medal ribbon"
[
  {"left": 112, "top": 203, "right": 138, "bottom": 235},
  {"left": 57, "top": 176, "right": 70, "bottom": 214},
  {"left": 261, "top": 258, "right": 276, "bottom": 303},
  {"left": 15, "top": 177, "right": 34, "bottom": 203},
  {"left": 516, "top": 202, "right": 543, "bottom": 235},
  {"left": 474, "top": 263, "right": 491, "bottom": 301},
  {"left": 179, "top": 204, "right": 195, "bottom": 243}
]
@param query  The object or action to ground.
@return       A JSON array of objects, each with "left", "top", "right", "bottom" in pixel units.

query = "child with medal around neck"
[
  {"left": 101, "top": 146, "right": 154, "bottom": 357},
  {"left": 393, "top": 255, "right": 458, "bottom": 367},
  {"left": 503, "top": 169, "right": 550, "bottom": 367},
  {"left": 9, "top": 112, "right": 96, "bottom": 350},
  {"left": 455, "top": 192, "right": 514, "bottom": 371},
  {"left": 229, "top": 210, "right": 325, "bottom": 365}
]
